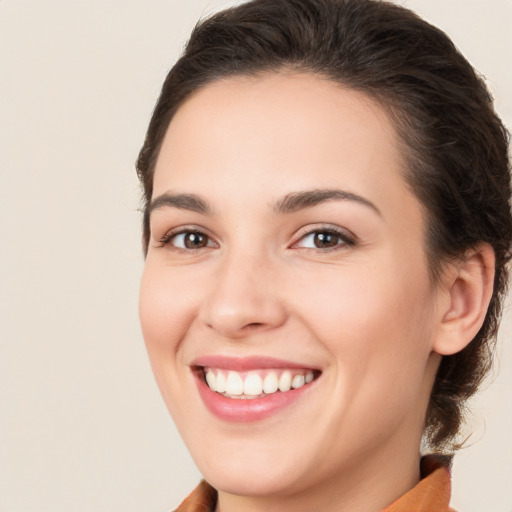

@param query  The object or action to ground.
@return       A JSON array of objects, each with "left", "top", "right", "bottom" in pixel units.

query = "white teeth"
[
  {"left": 244, "top": 372, "right": 263, "bottom": 396},
  {"left": 204, "top": 368, "right": 317, "bottom": 397},
  {"left": 216, "top": 371, "right": 227, "bottom": 393},
  {"left": 278, "top": 371, "right": 292, "bottom": 392},
  {"left": 205, "top": 369, "right": 216, "bottom": 390},
  {"left": 291, "top": 374, "right": 305, "bottom": 389},
  {"left": 225, "top": 371, "right": 244, "bottom": 396},
  {"left": 263, "top": 372, "right": 279, "bottom": 394}
]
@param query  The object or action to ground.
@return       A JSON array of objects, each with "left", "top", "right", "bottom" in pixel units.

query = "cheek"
[
  {"left": 139, "top": 263, "right": 205, "bottom": 421},
  {"left": 293, "top": 266, "right": 436, "bottom": 448},
  {"left": 291, "top": 258, "right": 435, "bottom": 383},
  {"left": 139, "top": 263, "right": 200, "bottom": 374}
]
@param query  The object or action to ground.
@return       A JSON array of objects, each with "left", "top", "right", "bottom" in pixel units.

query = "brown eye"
[
  {"left": 313, "top": 231, "right": 340, "bottom": 248},
  {"left": 168, "top": 231, "right": 214, "bottom": 249},
  {"left": 294, "top": 228, "right": 355, "bottom": 250},
  {"left": 183, "top": 232, "right": 208, "bottom": 248}
]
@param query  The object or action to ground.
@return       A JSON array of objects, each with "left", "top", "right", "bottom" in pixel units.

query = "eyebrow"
[
  {"left": 147, "top": 188, "right": 381, "bottom": 218},
  {"left": 148, "top": 193, "right": 213, "bottom": 216},
  {"left": 272, "top": 189, "right": 382, "bottom": 216}
]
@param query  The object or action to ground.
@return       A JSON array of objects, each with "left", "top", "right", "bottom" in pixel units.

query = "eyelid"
[
  {"left": 154, "top": 223, "right": 355, "bottom": 252},
  {"left": 290, "top": 224, "right": 357, "bottom": 250},
  {"left": 157, "top": 225, "right": 219, "bottom": 250}
]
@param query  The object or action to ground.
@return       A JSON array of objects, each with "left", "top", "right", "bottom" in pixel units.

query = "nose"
[{"left": 199, "top": 250, "right": 287, "bottom": 339}]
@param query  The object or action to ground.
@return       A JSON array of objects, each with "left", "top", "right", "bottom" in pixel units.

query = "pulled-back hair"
[{"left": 137, "top": 0, "right": 512, "bottom": 451}]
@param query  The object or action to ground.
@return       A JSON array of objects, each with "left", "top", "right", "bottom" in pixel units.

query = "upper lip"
[{"left": 191, "top": 355, "right": 319, "bottom": 372}]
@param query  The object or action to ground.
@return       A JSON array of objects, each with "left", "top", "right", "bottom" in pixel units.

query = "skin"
[{"left": 139, "top": 73, "right": 494, "bottom": 512}]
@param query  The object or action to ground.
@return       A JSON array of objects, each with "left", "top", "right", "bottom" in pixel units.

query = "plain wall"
[{"left": 0, "top": 1, "right": 510, "bottom": 511}]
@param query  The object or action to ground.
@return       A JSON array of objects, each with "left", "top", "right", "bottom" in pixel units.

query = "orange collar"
[
  {"left": 175, "top": 455, "right": 454, "bottom": 512},
  {"left": 382, "top": 455, "right": 455, "bottom": 512}
]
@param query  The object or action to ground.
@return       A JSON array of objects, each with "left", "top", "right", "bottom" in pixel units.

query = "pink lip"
[
  {"left": 195, "top": 376, "right": 315, "bottom": 422},
  {"left": 191, "top": 356, "right": 319, "bottom": 423},
  {"left": 191, "top": 355, "right": 317, "bottom": 371}
]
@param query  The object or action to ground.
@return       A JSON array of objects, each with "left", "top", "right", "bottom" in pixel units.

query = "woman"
[{"left": 137, "top": 0, "right": 511, "bottom": 510}]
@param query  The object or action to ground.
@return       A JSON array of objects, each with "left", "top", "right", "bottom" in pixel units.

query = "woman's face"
[{"left": 140, "top": 73, "right": 444, "bottom": 499}]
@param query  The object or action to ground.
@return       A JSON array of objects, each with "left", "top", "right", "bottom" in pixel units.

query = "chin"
[
  {"left": 186, "top": 434, "right": 312, "bottom": 497},
  {"left": 202, "top": 461, "right": 304, "bottom": 498}
]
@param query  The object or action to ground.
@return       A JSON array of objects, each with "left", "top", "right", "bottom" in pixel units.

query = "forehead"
[{"left": 153, "top": 72, "right": 418, "bottom": 223}]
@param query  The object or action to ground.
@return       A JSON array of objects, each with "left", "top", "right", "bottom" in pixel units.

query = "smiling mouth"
[{"left": 199, "top": 367, "right": 320, "bottom": 399}]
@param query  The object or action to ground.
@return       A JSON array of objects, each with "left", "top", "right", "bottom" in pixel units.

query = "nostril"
[{"left": 244, "top": 322, "right": 265, "bottom": 330}]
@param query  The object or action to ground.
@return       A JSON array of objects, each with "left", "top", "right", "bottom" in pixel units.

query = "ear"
[{"left": 433, "top": 243, "right": 495, "bottom": 356}]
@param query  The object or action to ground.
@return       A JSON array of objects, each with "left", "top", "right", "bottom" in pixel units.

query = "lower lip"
[{"left": 195, "top": 374, "right": 316, "bottom": 422}]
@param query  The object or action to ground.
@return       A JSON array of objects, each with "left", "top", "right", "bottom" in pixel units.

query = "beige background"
[{"left": 0, "top": 1, "right": 510, "bottom": 511}]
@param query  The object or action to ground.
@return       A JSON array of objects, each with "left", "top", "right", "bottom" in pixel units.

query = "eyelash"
[
  {"left": 157, "top": 225, "right": 356, "bottom": 253},
  {"left": 158, "top": 227, "right": 217, "bottom": 253},
  {"left": 292, "top": 225, "right": 356, "bottom": 252}
]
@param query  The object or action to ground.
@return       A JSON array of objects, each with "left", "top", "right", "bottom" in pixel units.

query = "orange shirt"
[
  {"left": 174, "top": 455, "right": 455, "bottom": 512},
  {"left": 383, "top": 455, "right": 455, "bottom": 512}
]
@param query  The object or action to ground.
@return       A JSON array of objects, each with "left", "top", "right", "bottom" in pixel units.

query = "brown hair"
[{"left": 136, "top": 0, "right": 512, "bottom": 451}]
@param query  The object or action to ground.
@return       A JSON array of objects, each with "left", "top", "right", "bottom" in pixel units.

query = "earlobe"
[{"left": 433, "top": 243, "right": 495, "bottom": 356}]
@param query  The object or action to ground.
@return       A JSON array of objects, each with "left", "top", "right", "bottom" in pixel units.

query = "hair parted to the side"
[{"left": 136, "top": 0, "right": 512, "bottom": 451}]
